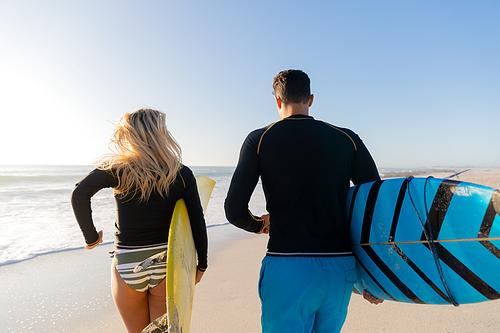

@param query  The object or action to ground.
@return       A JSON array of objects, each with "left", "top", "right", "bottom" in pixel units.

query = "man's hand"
[
  {"left": 363, "top": 290, "right": 384, "bottom": 305},
  {"left": 257, "top": 214, "right": 270, "bottom": 234}
]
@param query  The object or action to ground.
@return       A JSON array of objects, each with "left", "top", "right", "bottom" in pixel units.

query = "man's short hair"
[{"left": 272, "top": 69, "right": 311, "bottom": 104}]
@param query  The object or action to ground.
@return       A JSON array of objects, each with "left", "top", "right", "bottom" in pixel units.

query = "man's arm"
[
  {"left": 224, "top": 132, "right": 266, "bottom": 233},
  {"left": 351, "top": 139, "right": 381, "bottom": 185}
]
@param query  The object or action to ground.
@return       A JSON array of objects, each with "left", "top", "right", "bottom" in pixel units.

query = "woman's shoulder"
[
  {"left": 178, "top": 164, "right": 196, "bottom": 187},
  {"left": 93, "top": 167, "right": 119, "bottom": 182},
  {"left": 179, "top": 164, "right": 192, "bottom": 176},
  {"left": 73, "top": 168, "right": 117, "bottom": 192}
]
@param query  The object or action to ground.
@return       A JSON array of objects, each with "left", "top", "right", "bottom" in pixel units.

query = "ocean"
[{"left": 0, "top": 165, "right": 458, "bottom": 266}]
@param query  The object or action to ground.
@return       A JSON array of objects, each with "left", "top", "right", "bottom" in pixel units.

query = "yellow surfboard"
[{"left": 142, "top": 175, "right": 215, "bottom": 333}]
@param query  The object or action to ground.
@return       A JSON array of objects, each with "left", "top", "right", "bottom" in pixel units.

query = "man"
[{"left": 224, "top": 69, "right": 381, "bottom": 332}]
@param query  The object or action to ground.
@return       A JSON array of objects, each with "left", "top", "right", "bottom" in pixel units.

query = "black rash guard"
[
  {"left": 224, "top": 114, "right": 380, "bottom": 255},
  {"left": 71, "top": 165, "right": 208, "bottom": 269}
]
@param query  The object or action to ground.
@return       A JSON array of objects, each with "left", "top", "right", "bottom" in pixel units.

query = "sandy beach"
[{"left": 1, "top": 168, "right": 499, "bottom": 332}]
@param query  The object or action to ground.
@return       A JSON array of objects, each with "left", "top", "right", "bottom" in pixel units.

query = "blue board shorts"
[{"left": 258, "top": 255, "right": 357, "bottom": 333}]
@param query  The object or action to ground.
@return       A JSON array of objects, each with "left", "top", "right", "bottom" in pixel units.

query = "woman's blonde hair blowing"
[{"left": 96, "top": 108, "right": 182, "bottom": 201}]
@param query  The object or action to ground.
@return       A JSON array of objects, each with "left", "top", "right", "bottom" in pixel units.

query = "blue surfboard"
[{"left": 346, "top": 177, "right": 500, "bottom": 305}]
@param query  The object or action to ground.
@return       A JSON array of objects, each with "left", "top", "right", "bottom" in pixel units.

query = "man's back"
[{"left": 243, "top": 114, "right": 378, "bottom": 254}]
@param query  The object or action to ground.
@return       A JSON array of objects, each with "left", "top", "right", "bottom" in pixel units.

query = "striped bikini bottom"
[{"left": 113, "top": 245, "right": 167, "bottom": 292}]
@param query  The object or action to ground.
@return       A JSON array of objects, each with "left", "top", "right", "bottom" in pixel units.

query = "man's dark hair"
[{"left": 272, "top": 69, "right": 311, "bottom": 104}]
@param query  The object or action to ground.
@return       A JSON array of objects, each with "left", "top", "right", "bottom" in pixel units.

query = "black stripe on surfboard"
[
  {"left": 420, "top": 179, "right": 459, "bottom": 242},
  {"left": 479, "top": 190, "right": 500, "bottom": 259},
  {"left": 388, "top": 178, "right": 409, "bottom": 242},
  {"left": 387, "top": 178, "right": 452, "bottom": 304},
  {"left": 389, "top": 243, "right": 453, "bottom": 304},
  {"left": 360, "top": 181, "right": 384, "bottom": 244},
  {"left": 423, "top": 242, "right": 500, "bottom": 300},
  {"left": 361, "top": 181, "right": 425, "bottom": 304},
  {"left": 353, "top": 252, "right": 398, "bottom": 302}
]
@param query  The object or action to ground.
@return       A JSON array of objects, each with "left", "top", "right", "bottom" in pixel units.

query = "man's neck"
[
  {"left": 276, "top": 95, "right": 314, "bottom": 120},
  {"left": 279, "top": 103, "right": 309, "bottom": 119}
]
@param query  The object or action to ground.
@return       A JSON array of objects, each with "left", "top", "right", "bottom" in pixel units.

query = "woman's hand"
[
  {"left": 195, "top": 268, "right": 205, "bottom": 285},
  {"left": 84, "top": 230, "right": 103, "bottom": 250}
]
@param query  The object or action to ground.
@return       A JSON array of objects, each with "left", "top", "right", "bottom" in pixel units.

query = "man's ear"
[
  {"left": 275, "top": 96, "right": 282, "bottom": 109},
  {"left": 308, "top": 94, "right": 314, "bottom": 107}
]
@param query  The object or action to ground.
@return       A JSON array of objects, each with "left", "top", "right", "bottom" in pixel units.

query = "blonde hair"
[{"left": 96, "top": 108, "right": 182, "bottom": 201}]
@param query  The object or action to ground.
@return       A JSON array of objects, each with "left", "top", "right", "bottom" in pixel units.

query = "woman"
[{"left": 71, "top": 108, "right": 208, "bottom": 332}]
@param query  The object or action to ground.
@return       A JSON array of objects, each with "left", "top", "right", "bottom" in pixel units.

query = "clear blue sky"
[{"left": 1, "top": 1, "right": 498, "bottom": 168}]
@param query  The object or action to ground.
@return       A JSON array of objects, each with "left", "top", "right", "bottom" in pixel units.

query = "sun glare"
[{"left": 0, "top": 59, "right": 81, "bottom": 165}]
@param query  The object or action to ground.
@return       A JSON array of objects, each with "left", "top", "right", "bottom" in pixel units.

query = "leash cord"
[{"left": 406, "top": 176, "right": 459, "bottom": 307}]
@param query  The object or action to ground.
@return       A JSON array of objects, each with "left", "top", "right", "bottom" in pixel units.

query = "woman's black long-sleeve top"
[{"left": 71, "top": 165, "right": 208, "bottom": 269}]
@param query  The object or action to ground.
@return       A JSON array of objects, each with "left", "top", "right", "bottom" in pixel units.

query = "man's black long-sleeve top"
[{"left": 224, "top": 114, "right": 380, "bottom": 255}]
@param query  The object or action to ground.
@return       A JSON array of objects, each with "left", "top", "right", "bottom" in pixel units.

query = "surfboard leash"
[
  {"left": 445, "top": 169, "right": 471, "bottom": 180},
  {"left": 406, "top": 176, "right": 459, "bottom": 307}
]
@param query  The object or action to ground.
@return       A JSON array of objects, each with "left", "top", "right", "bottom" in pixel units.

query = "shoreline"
[
  {"left": 1, "top": 166, "right": 498, "bottom": 267},
  {"left": 2, "top": 166, "right": 498, "bottom": 268}
]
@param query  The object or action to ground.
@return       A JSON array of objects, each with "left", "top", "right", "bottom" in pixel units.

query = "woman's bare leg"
[
  {"left": 148, "top": 278, "right": 167, "bottom": 322},
  {"left": 111, "top": 264, "right": 150, "bottom": 333}
]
